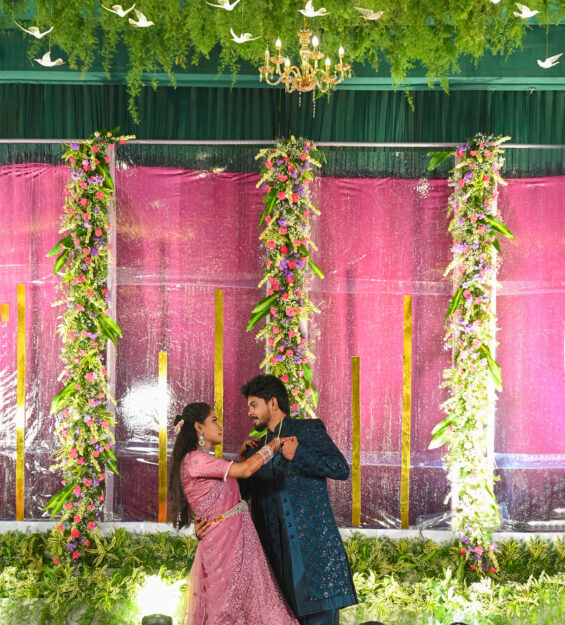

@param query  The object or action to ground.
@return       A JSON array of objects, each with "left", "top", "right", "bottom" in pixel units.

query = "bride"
[{"left": 169, "top": 402, "right": 299, "bottom": 625}]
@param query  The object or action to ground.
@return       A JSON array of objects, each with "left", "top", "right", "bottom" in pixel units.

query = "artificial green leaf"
[
  {"left": 246, "top": 307, "right": 269, "bottom": 332},
  {"left": 98, "top": 321, "right": 117, "bottom": 347},
  {"left": 485, "top": 216, "right": 514, "bottom": 240},
  {"left": 428, "top": 424, "right": 451, "bottom": 449},
  {"left": 251, "top": 294, "right": 277, "bottom": 315},
  {"left": 248, "top": 428, "right": 268, "bottom": 439},
  {"left": 53, "top": 250, "right": 70, "bottom": 275},
  {"left": 99, "top": 315, "right": 122, "bottom": 338},
  {"left": 47, "top": 235, "right": 73, "bottom": 258},
  {"left": 303, "top": 363, "right": 313, "bottom": 386},
  {"left": 97, "top": 162, "right": 114, "bottom": 191},
  {"left": 308, "top": 258, "right": 324, "bottom": 279},
  {"left": 492, "top": 235, "right": 501, "bottom": 253},
  {"left": 298, "top": 244, "right": 310, "bottom": 258},
  {"left": 446, "top": 286, "right": 463, "bottom": 320},
  {"left": 50, "top": 380, "right": 76, "bottom": 414},
  {"left": 44, "top": 482, "right": 76, "bottom": 518},
  {"left": 427, "top": 150, "right": 452, "bottom": 171},
  {"left": 310, "top": 385, "right": 319, "bottom": 408},
  {"left": 479, "top": 345, "right": 503, "bottom": 390},
  {"left": 259, "top": 192, "right": 276, "bottom": 228},
  {"left": 431, "top": 415, "right": 456, "bottom": 436}
]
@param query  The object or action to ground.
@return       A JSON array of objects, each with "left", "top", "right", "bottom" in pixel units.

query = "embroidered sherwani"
[{"left": 240, "top": 418, "right": 358, "bottom": 620}]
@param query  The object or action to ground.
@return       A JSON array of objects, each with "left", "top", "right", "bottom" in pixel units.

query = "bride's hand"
[
  {"left": 194, "top": 517, "right": 211, "bottom": 540},
  {"left": 239, "top": 437, "right": 261, "bottom": 462}
]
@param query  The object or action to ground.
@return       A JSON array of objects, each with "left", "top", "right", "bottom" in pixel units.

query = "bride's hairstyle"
[{"left": 168, "top": 402, "right": 212, "bottom": 529}]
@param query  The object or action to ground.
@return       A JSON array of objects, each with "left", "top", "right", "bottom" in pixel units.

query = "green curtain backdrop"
[{"left": 1, "top": 84, "right": 563, "bottom": 177}]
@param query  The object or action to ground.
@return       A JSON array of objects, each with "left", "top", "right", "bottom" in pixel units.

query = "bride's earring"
[{"left": 198, "top": 431, "right": 205, "bottom": 447}]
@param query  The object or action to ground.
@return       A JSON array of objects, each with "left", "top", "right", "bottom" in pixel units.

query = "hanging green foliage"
[{"left": 1, "top": 0, "right": 562, "bottom": 121}]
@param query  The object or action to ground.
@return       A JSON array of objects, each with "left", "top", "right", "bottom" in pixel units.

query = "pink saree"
[{"left": 181, "top": 450, "right": 299, "bottom": 625}]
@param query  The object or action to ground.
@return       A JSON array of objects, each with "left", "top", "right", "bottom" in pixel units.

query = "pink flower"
[
  {"left": 286, "top": 307, "right": 295, "bottom": 317},
  {"left": 270, "top": 357, "right": 277, "bottom": 365},
  {"left": 470, "top": 564, "right": 476, "bottom": 570},
  {"left": 105, "top": 155, "right": 110, "bottom": 163},
  {"left": 83, "top": 478, "right": 92, "bottom": 487},
  {"left": 269, "top": 306, "right": 276, "bottom": 315},
  {"left": 300, "top": 153, "right": 307, "bottom": 160},
  {"left": 470, "top": 214, "right": 478, "bottom": 223},
  {"left": 288, "top": 165, "right": 294, "bottom": 172},
  {"left": 69, "top": 448, "right": 78, "bottom": 458},
  {"left": 65, "top": 502, "right": 73, "bottom": 510},
  {"left": 265, "top": 160, "right": 272, "bottom": 168},
  {"left": 84, "top": 257, "right": 91, "bottom": 264},
  {"left": 88, "top": 398, "right": 96, "bottom": 406},
  {"left": 484, "top": 150, "right": 492, "bottom": 158},
  {"left": 265, "top": 184, "right": 271, "bottom": 192},
  {"left": 273, "top": 327, "right": 280, "bottom": 334},
  {"left": 84, "top": 372, "right": 95, "bottom": 383},
  {"left": 305, "top": 388, "right": 312, "bottom": 396},
  {"left": 477, "top": 226, "right": 485, "bottom": 234},
  {"left": 463, "top": 290, "right": 472, "bottom": 299},
  {"left": 101, "top": 369, "right": 108, "bottom": 377},
  {"left": 99, "top": 494, "right": 105, "bottom": 502},
  {"left": 96, "top": 191, "right": 104, "bottom": 200},
  {"left": 291, "top": 403, "right": 298, "bottom": 410},
  {"left": 280, "top": 227, "right": 287, "bottom": 235},
  {"left": 277, "top": 191, "right": 286, "bottom": 200},
  {"left": 280, "top": 246, "right": 288, "bottom": 255},
  {"left": 77, "top": 274, "right": 85, "bottom": 283},
  {"left": 458, "top": 179, "right": 465, "bottom": 188},
  {"left": 267, "top": 240, "right": 276, "bottom": 249},
  {"left": 459, "top": 548, "right": 466, "bottom": 554},
  {"left": 303, "top": 209, "right": 310, "bottom": 217},
  {"left": 288, "top": 261, "right": 296, "bottom": 269},
  {"left": 285, "top": 349, "right": 293, "bottom": 357},
  {"left": 73, "top": 485, "right": 81, "bottom": 496},
  {"left": 72, "top": 550, "right": 80, "bottom": 559},
  {"left": 281, "top": 375, "right": 289, "bottom": 383},
  {"left": 489, "top": 543, "right": 496, "bottom": 552},
  {"left": 53, "top": 557, "right": 60, "bottom": 565},
  {"left": 482, "top": 175, "right": 489, "bottom": 182},
  {"left": 475, "top": 545, "right": 484, "bottom": 555},
  {"left": 289, "top": 330, "right": 296, "bottom": 338},
  {"left": 268, "top": 337, "right": 274, "bottom": 346},
  {"left": 88, "top": 521, "right": 96, "bottom": 530},
  {"left": 469, "top": 150, "right": 478, "bottom": 157},
  {"left": 73, "top": 514, "right": 81, "bottom": 523},
  {"left": 80, "top": 198, "right": 88, "bottom": 207},
  {"left": 291, "top": 194, "right": 299, "bottom": 202},
  {"left": 278, "top": 174, "right": 288, "bottom": 181},
  {"left": 71, "top": 528, "right": 80, "bottom": 538},
  {"left": 104, "top": 443, "right": 111, "bottom": 451},
  {"left": 489, "top": 567, "right": 497, "bottom": 573}
]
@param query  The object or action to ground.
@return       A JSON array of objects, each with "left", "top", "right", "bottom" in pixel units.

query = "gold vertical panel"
[
  {"left": 351, "top": 356, "right": 361, "bottom": 527},
  {"left": 158, "top": 351, "right": 168, "bottom": 522},
  {"left": 16, "top": 285, "right": 26, "bottom": 520},
  {"left": 400, "top": 295, "right": 413, "bottom": 529},
  {"left": 214, "top": 289, "right": 224, "bottom": 459},
  {"left": 1, "top": 303, "right": 8, "bottom": 322}
]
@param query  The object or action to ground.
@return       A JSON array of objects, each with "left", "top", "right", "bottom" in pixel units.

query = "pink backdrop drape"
[{"left": 1, "top": 163, "right": 564, "bottom": 526}]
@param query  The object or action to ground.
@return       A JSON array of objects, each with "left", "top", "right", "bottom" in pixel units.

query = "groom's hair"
[{"left": 241, "top": 374, "right": 290, "bottom": 414}]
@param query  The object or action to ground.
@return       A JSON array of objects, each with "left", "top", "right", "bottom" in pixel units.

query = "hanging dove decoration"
[
  {"left": 230, "top": 27, "right": 261, "bottom": 43},
  {"left": 298, "top": 1, "right": 330, "bottom": 17},
  {"left": 128, "top": 9, "right": 154, "bottom": 27},
  {"left": 35, "top": 51, "right": 65, "bottom": 67},
  {"left": 102, "top": 4, "right": 136, "bottom": 17},
  {"left": 537, "top": 53, "right": 563, "bottom": 68},
  {"left": 513, "top": 3, "right": 539, "bottom": 18},
  {"left": 206, "top": 0, "right": 241, "bottom": 10},
  {"left": 354, "top": 7, "right": 384, "bottom": 20},
  {"left": 14, "top": 22, "right": 53, "bottom": 39}
]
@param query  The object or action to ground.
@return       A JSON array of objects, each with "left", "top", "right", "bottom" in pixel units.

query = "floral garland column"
[
  {"left": 45, "top": 130, "right": 133, "bottom": 564},
  {"left": 429, "top": 134, "right": 514, "bottom": 573},
  {"left": 247, "top": 137, "right": 324, "bottom": 419}
]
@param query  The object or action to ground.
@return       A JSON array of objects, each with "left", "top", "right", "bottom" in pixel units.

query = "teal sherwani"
[{"left": 240, "top": 417, "right": 357, "bottom": 619}]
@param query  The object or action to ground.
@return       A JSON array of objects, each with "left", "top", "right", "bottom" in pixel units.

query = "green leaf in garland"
[
  {"left": 97, "top": 162, "right": 114, "bottom": 191},
  {"left": 251, "top": 293, "right": 277, "bottom": 315},
  {"left": 248, "top": 428, "right": 268, "bottom": 439},
  {"left": 246, "top": 307, "right": 269, "bottom": 332},
  {"left": 479, "top": 344, "right": 503, "bottom": 391},
  {"left": 47, "top": 235, "right": 73, "bottom": 258},
  {"left": 53, "top": 249, "right": 70, "bottom": 275},
  {"left": 303, "top": 363, "right": 313, "bottom": 386},
  {"left": 99, "top": 315, "right": 122, "bottom": 338},
  {"left": 298, "top": 244, "right": 310, "bottom": 258},
  {"left": 427, "top": 150, "right": 453, "bottom": 171},
  {"left": 485, "top": 215, "right": 514, "bottom": 240},
  {"left": 259, "top": 192, "right": 277, "bottom": 229},
  {"left": 43, "top": 482, "right": 77, "bottom": 518},
  {"left": 50, "top": 379, "right": 76, "bottom": 414},
  {"left": 430, "top": 415, "right": 456, "bottom": 437},
  {"left": 428, "top": 423, "right": 452, "bottom": 449},
  {"left": 308, "top": 258, "right": 324, "bottom": 279},
  {"left": 310, "top": 384, "right": 319, "bottom": 408},
  {"left": 446, "top": 286, "right": 464, "bottom": 320},
  {"left": 492, "top": 235, "right": 501, "bottom": 253}
]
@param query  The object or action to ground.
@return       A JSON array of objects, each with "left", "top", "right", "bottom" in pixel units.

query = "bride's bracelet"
[
  {"left": 273, "top": 437, "right": 282, "bottom": 452},
  {"left": 258, "top": 445, "right": 274, "bottom": 464}
]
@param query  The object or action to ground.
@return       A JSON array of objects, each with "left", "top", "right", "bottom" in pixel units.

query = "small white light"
[
  {"left": 276, "top": 38, "right": 281, "bottom": 48},
  {"left": 325, "top": 57, "right": 331, "bottom": 66},
  {"left": 312, "top": 35, "right": 319, "bottom": 47},
  {"left": 137, "top": 575, "right": 184, "bottom": 618},
  {"left": 285, "top": 58, "right": 290, "bottom": 67},
  {"left": 339, "top": 46, "right": 344, "bottom": 56}
]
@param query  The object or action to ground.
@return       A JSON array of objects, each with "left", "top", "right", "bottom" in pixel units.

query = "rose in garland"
[
  {"left": 429, "top": 134, "right": 514, "bottom": 573},
  {"left": 248, "top": 137, "right": 324, "bottom": 419},
  {"left": 45, "top": 130, "right": 134, "bottom": 564}
]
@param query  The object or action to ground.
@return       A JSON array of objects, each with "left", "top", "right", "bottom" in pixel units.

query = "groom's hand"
[
  {"left": 239, "top": 437, "right": 261, "bottom": 462},
  {"left": 281, "top": 436, "right": 298, "bottom": 461}
]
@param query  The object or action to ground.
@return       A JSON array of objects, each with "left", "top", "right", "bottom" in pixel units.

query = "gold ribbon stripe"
[
  {"left": 1, "top": 303, "right": 8, "bottom": 322},
  {"left": 16, "top": 285, "right": 25, "bottom": 520},
  {"left": 400, "top": 295, "right": 413, "bottom": 529},
  {"left": 158, "top": 351, "right": 168, "bottom": 522},
  {"left": 351, "top": 356, "right": 361, "bottom": 527},
  {"left": 214, "top": 289, "right": 224, "bottom": 459}
]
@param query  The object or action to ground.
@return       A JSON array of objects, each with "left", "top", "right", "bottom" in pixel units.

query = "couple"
[{"left": 168, "top": 374, "right": 357, "bottom": 625}]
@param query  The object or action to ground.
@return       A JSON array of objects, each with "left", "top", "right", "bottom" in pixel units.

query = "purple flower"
[
  {"left": 70, "top": 143, "right": 80, "bottom": 150},
  {"left": 72, "top": 169, "right": 84, "bottom": 181}
]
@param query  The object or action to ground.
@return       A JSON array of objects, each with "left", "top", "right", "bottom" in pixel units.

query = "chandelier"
[{"left": 259, "top": 20, "right": 350, "bottom": 94}]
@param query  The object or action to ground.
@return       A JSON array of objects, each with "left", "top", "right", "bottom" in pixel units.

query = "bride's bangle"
[
  {"left": 273, "top": 437, "right": 282, "bottom": 452},
  {"left": 258, "top": 445, "right": 274, "bottom": 464}
]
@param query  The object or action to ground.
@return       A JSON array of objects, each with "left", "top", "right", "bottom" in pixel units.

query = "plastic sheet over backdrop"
[{"left": 0, "top": 147, "right": 564, "bottom": 529}]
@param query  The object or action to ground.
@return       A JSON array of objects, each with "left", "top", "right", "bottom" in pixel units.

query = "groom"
[{"left": 196, "top": 374, "right": 357, "bottom": 625}]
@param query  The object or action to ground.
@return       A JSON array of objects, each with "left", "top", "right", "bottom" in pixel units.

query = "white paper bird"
[
  {"left": 537, "top": 53, "right": 563, "bottom": 69},
  {"left": 298, "top": 1, "right": 330, "bottom": 17},
  {"left": 230, "top": 27, "right": 261, "bottom": 43},
  {"left": 128, "top": 9, "right": 154, "bottom": 27},
  {"left": 102, "top": 4, "right": 136, "bottom": 17},
  {"left": 206, "top": 0, "right": 241, "bottom": 10},
  {"left": 354, "top": 7, "right": 384, "bottom": 20},
  {"left": 513, "top": 3, "right": 539, "bottom": 18},
  {"left": 34, "top": 51, "right": 64, "bottom": 67},
  {"left": 14, "top": 22, "right": 53, "bottom": 39}
]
